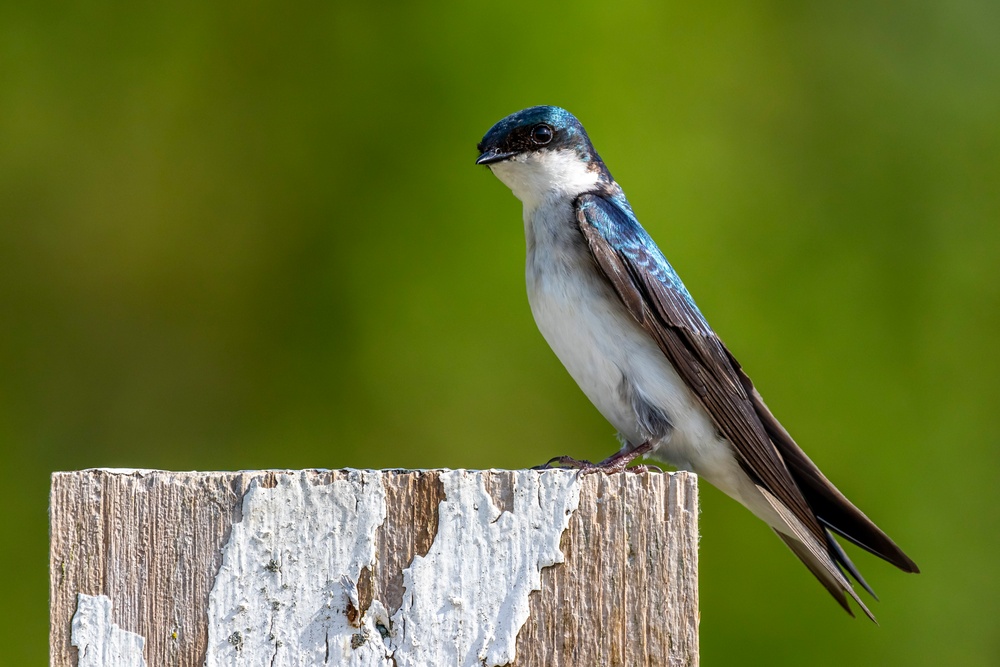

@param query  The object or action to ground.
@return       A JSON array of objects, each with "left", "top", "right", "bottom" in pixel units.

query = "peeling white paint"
[
  {"left": 71, "top": 593, "right": 146, "bottom": 667},
  {"left": 390, "top": 469, "right": 582, "bottom": 667},
  {"left": 203, "top": 469, "right": 581, "bottom": 667},
  {"left": 205, "top": 470, "right": 391, "bottom": 667}
]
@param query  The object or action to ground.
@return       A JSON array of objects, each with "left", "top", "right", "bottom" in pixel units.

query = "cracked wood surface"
[{"left": 50, "top": 469, "right": 699, "bottom": 666}]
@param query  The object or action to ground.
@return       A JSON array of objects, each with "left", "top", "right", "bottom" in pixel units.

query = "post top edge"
[{"left": 50, "top": 467, "right": 698, "bottom": 480}]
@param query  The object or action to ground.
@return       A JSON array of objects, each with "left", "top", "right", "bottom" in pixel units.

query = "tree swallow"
[{"left": 476, "top": 105, "right": 918, "bottom": 620}]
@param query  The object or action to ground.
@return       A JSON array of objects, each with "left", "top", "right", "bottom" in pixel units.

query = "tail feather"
[
  {"left": 744, "top": 382, "right": 920, "bottom": 574},
  {"left": 722, "top": 347, "right": 919, "bottom": 574},
  {"left": 774, "top": 531, "right": 877, "bottom": 623},
  {"left": 825, "top": 528, "right": 878, "bottom": 600},
  {"left": 760, "top": 485, "right": 877, "bottom": 622}
]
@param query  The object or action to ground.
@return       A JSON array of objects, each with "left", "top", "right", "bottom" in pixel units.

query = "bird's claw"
[
  {"left": 531, "top": 455, "right": 595, "bottom": 470},
  {"left": 532, "top": 442, "right": 658, "bottom": 475}
]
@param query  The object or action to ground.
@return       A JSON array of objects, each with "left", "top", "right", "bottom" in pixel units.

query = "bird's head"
[{"left": 476, "top": 106, "right": 609, "bottom": 208}]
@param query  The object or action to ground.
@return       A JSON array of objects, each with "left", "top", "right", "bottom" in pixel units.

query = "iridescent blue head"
[
  {"left": 476, "top": 106, "right": 613, "bottom": 208},
  {"left": 476, "top": 106, "right": 602, "bottom": 166}
]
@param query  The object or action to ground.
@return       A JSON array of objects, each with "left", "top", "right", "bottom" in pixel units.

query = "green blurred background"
[{"left": 3, "top": 1, "right": 998, "bottom": 664}]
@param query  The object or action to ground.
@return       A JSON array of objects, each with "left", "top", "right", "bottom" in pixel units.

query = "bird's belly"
[
  {"left": 526, "top": 247, "right": 724, "bottom": 471},
  {"left": 527, "top": 265, "right": 639, "bottom": 435}
]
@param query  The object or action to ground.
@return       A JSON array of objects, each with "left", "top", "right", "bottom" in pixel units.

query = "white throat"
[{"left": 488, "top": 148, "right": 601, "bottom": 214}]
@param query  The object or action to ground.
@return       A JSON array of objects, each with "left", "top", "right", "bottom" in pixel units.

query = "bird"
[{"left": 475, "top": 105, "right": 918, "bottom": 620}]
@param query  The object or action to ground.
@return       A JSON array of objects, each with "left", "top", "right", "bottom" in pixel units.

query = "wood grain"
[{"left": 50, "top": 469, "right": 698, "bottom": 666}]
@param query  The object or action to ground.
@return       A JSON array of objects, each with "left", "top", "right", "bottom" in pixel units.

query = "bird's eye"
[{"left": 530, "top": 124, "right": 553, "bottom": 145}]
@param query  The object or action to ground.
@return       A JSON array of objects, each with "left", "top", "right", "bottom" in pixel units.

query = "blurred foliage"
[{"left": 2, "top": 1, "right": 999, "bottom": 664}]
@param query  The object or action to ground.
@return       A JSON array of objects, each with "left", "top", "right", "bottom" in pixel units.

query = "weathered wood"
[{"left": 50, "top": 469, "right": 698, "bottom": 666}]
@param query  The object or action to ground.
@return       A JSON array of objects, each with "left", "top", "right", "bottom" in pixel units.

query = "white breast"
[
  {"left": 520, "top": 197, "right": 733, "bottom": 482},
  {"left": 523, "top": 200, "right": 664, "bottom": 433},
  {"left": 487, "top": 149, "right": 778, "bottom": 521}
]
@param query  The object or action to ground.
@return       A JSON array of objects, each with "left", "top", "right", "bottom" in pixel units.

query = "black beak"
[{"left": 475, "top": 148, "right": 517, "bottom": 165}]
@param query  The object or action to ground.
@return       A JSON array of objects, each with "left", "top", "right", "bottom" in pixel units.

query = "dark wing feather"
[
  {"left": 575, "top": 192, "right": 918, "bottom": 575},
  {"left": 738, "top": 368, "right": 920, "bottom": 572},
  {"left": 576, "top": 193, "right": 824, "bottom": 540}
]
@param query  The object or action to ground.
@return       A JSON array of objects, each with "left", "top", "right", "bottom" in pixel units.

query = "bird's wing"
[
  {"left": 575, "top": 193, "right": 823, "bottom": 535},
  {"left": 574, "top": 192, "right": 918, "bottom": 578},
  {"left": 748, "top": 383, "right": 919, "bottom": 572}
]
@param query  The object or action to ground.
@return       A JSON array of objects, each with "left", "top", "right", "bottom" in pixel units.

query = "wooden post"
[{"left": 50, "top": 469, "right": 698, "bottom": 666}]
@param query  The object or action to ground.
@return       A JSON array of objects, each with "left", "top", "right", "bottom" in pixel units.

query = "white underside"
[{"left": 490, "top": 151, "right": 787, "bottom": 531}]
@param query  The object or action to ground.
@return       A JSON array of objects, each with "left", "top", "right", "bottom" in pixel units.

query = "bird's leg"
[
  {"left": 532, "top": 441, "right": 656, "bottom": 474},
  {"left": 589, "top": 440, "right": 655, "bottom": 474}
]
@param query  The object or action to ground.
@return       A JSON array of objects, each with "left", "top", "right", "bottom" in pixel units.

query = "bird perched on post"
[{"left": 475, "top": 105, "right": 918, "bottom": 620}]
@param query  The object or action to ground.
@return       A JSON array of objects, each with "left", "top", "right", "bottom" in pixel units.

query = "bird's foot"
[
  {"left": 531, "top": 455, "right": 595, "bottom": 471},
  {"left": 532, "top": 441, "right": 656, "bottom": 475}
]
